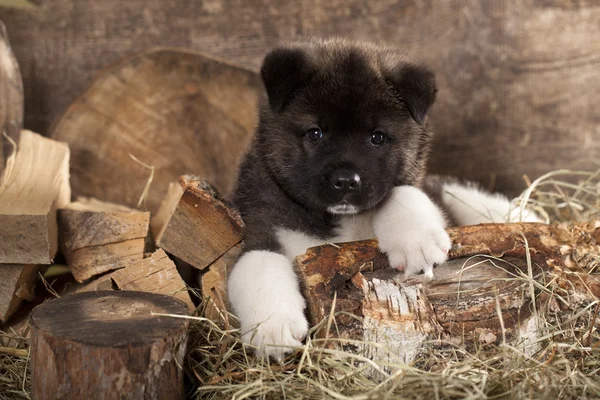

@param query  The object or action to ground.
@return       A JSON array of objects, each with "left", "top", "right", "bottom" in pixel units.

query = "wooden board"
[
  {"left": 30, "top": 291, "right": 189, "bottom": 400},
  {"left": 50, "top": 49, "right": 261, "bottom": 212},
  {"left": 0, "top": 130, "right": 70, "bottom": 264},
  {"left": 4, "top": 1, "right": 600, "bottom": 196},
  {"left": 58, "top": 198, "right": 150, "bottom": 282},
  {"left": 153, "top": 176, "right": 244, "bottom": 270},
  {"left": 0, "top": 20, "right": 23, "bottom": 176}
]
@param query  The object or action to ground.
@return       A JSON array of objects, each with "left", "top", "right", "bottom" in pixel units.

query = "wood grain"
[
  {"left": 154, "top": 176, "right": 244, "bottom": 270},
  {"left": 0, "top": 20, "right": 23, "bottom": 176},
  {"left": 110, "top": 249, "right": 195, "bottom": 312},
  {"left": 30, "top": 291, "right": 189, "bottom": 400},
  {"left": 0, "top": 130, "right": 70, "bottom": 264},
  {"left": 58, "top": 198, "right": 150, "bottom": 282},
  {"left": 3, "top": 0, "right": 600, "bottom": 196},
  {"left": 50, "top": 49, "right": 261, "bottom": 212}
]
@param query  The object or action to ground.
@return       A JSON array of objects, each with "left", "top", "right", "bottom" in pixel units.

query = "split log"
[
  {"left": 200, "top": 243, "right": 242, "bottom": 325},
  {"left": 0, "top": 21, "right": 23, "bottom": 176},
  {"left": 152, "top": 176, "right": 244, "bottom": 270},
  {"left": 294, "top": 222, "right": 600, "bottom": 362},
  {"left": 110, "top": 249, "right": 195, "bottom": 312},
  {"left": 30, "top": 291, "right": 190, "bottom": 400},
  {"left": 50, "top": 49, "right": 261, "bottom": 213},
  {"left": 0, "top": 264, "right": 38, "bottom": 322},
  {"left": 58, "top": 198, "right": 150, "bottom": 282},
  {"left": 0, "top": 130, "right": 71, "bottom": 264},
  {"left": 68, "top": 250, "right": 194, "bottom": 312}
]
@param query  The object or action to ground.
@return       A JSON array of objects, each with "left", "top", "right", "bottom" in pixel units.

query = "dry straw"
[{"left": 1, "top": 168, "right": 599, "bottom": 399}]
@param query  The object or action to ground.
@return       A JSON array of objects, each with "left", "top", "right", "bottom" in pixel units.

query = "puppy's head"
[{"left": 257, "top": 38, "right": 436, "bottom": 215}]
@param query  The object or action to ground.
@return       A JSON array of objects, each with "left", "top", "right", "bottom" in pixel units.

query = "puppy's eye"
[
  {"left": 371, "top": 131, "right": 387, "bottom": 146},
  {"left": 305, "top": 128, "right": 323, "bottom": 143}
]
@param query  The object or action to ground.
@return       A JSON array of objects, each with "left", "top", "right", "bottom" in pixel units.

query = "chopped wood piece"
[
  {"left": 50, "top": 49, "right": 261, "bottom": 213},
  {"left": 30, "top": 291, "right": 189, "bottom": 400},
  {"left": 0, "top": 130, "right": 70, "bottom": 264},
  {"left": 200, "top": 243, "right": 242, "bottom": 325},
  {"left": 151, "top": 180, "right": 185, "bottom": 241},
  {"left": 152, "top": 176, "right": 244, "bottom": 270},
  {"left": 111, "top": 249, "right": 195, "bottom": 312},
  {"left": 0, "top": 264, "right": 38, "bottom": 322},
  {"left": 0, "top": 21, "right": 24, "bottom": 176},
  {"left": 294, "top": 221, "right": 600, "bottom": 363},
  {"left": 58, "top": 197, "right": 149, "bottom": 282}
]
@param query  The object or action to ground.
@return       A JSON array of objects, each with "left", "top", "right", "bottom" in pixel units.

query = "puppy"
[{"left": 228, "top": 38, "right": 540, "bottom": 360}]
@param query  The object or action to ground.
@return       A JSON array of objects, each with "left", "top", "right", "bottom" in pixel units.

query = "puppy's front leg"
[
  {"left": 228, "top": 250, "right": 308, "bottom": 360},
  {"left": 373, "top": 186, "right": 451, "bottom": 279}
]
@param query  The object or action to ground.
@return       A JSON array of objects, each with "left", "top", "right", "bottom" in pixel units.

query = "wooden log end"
[
  {"left": 30, "top": 291, "right": 190, "bottom": 400},
  {"left": 154, "top": 176, "right": 243, "bottom": 270}
]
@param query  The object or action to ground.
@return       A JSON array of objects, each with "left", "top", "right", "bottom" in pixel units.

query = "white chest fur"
[{"left": 275, "top": 211, "right": 375, "bottom": 260}]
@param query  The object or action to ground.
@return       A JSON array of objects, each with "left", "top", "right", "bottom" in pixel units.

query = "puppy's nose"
[{"left": 329, "top": 170, "right": 361, "bottom": 193}]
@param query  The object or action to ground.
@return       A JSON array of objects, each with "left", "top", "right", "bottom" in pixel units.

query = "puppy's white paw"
[
  {"left": 228, "top": 250, "right": 308, "bottom": 360},
  {"left": 373, "top": 186, "right": 451, "bottom": 279}
]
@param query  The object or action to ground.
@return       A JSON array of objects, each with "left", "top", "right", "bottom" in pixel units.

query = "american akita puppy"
[{"left": 228, "top": 38, "right": 539, "bottom": 359}]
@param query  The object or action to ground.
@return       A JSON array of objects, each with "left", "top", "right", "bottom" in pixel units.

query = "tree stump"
[{"left": 30, "top": 291, "right": 190, "bottom": 400}]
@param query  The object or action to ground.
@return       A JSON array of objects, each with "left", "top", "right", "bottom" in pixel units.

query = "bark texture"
[{"left": 30, "top": 291, "right": 189, "bottom": 400}]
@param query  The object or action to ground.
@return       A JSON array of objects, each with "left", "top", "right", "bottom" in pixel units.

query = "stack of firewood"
[{"left": 0, "top": 129, "right": 250, "bottom": 325}]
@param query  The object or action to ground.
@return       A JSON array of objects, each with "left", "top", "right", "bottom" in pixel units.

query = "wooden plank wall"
[{"left": 1, "top": 0, "right": 599, "bottom": 195}]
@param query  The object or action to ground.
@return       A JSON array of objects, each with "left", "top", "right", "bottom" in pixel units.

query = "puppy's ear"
[
  {"left": 261, "top": 47, "right": 313, "bottom": 112},
  {"left": 386, "top": 63, "right": 437, "bottom": 125}
]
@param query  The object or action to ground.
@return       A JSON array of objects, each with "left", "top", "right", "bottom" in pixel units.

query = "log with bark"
[
  {"left": 152, "top": 176, "right": 244, "bottom": 271},
  {"left": 294, "top": 222, "right": 600, "bottom": 363},
  {"left": 58, "top": 198, "right": 150, "bottom": 282},
  {"left": 30, "top": 291, "right": 190, "bottom": 400},
  {"left": 0, "top": 21, "right": 23, "bottom": 176},
  {"left": 50, "top": 49, "right": 261, "bottom": 213}
]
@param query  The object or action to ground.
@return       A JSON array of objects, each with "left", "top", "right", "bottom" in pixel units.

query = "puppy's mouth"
[{"left": 327, "top": 203, "right": 360, "bottom": 215}]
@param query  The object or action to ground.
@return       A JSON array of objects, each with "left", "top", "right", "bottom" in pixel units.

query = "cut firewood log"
[
  {"left": 110, "top": 249, "right": 195, "bottom": 312},
  {"left": 0, "top": 130, "right": 71, "bottom": 264},
  {"left": 67, "top": 250, "right": 194, "bottom": 312},
  {"left": 200, "top": 243, "right": 242, "bottom": 325},
  {"left": 0, "top": 264, "right": 38, "bottom": 322},
  {"left": 58, "top": 197, "right": 150, "bottom": 282},
  {"left": 152, "top": 176, "right": 244, "bottom": 270},
  {"left": 50, "top": 49, "right": 261, "bottom": 213},
  {"left": 0, "top": 21, "right": 24, "bottom": 176},
  {"left": 30, "top": 291, "right": 189, "bottom": 400},
  {"left": 294, "top": 222, "right": 600, "bottom": 363}
]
